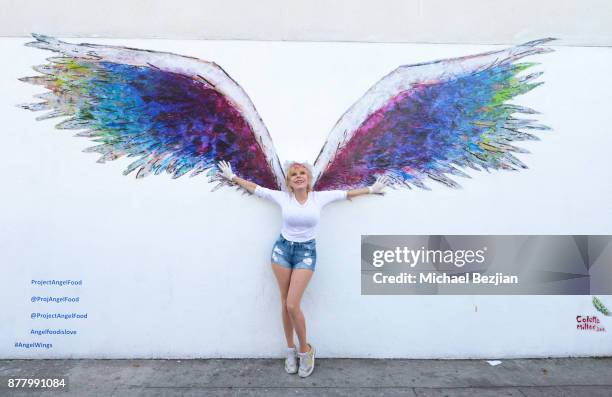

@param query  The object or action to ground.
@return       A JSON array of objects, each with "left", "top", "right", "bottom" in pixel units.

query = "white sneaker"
[
  {"left": 298, "top": 344, "right": 315, "bottom": 378},
  {"left": 285, "top": 346, "right": 298, "bottom": 374}
]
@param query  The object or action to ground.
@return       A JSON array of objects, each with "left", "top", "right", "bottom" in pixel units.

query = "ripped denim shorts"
[{"left": 271, "top": 235, "right": 317, "bottom": 271}]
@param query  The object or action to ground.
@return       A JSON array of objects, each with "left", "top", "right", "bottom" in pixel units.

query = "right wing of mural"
[
  {"left": 313, "top": 39, "right": 555, "bottom": 191},
  {"left": 19, "top": 34, "right": 285, "bottom": 191}
]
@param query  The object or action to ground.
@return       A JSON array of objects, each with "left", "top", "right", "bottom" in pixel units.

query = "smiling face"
[{"left": 286, "top": 163, "right": 312, "bottom": 193}]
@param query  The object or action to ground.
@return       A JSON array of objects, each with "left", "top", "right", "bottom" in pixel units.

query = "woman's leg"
[
  {"left": 285, "top": 269, "right": 314, "bottom": 353},
  {"left": 271, "top": 263, "right": 295, "bottom": 348}
]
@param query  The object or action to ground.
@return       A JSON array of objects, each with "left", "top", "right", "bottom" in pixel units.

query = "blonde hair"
[{"left": 285, "top": 162, "right": 313, "bottom": 193}]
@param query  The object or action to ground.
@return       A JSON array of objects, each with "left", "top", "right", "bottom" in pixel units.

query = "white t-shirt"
[{"left": 254, "top": 187, "right": 347, "bottom": 242}]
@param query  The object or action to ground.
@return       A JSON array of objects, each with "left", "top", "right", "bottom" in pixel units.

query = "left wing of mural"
[{"left": 19, "top": 34, "right": 285, "bottom": 191}]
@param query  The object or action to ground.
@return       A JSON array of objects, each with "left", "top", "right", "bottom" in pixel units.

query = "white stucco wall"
[
  {"left": 1, "top": 0, "right": 612, "bottom": 46},
  {"left": 1, "top": 37, "right": 611, "bottom": 358}
]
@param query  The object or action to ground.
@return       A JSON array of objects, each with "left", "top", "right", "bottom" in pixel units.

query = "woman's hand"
[
  {"left": 368, "top": 175, "right": 390, "bottom": 195},
  {"left": 218, "top": 161, "right": 236, "bottom": 181},
  {"left": 347, "top": 175, "right": 391, "bottom": 199},
  {"left": 217, "top": 160, "right": 258, "bottom": 194}
]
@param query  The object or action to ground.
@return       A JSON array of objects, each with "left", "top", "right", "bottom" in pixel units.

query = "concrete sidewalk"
[{"left": 0, "top": 357, "right": 610, "bottom": 396}]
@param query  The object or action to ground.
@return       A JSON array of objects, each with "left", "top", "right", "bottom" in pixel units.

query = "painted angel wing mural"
[
  {"left": 313, "top": 39, "right": 554, "bottom": 191},
  {"left": 19, "top": 34, "right": 285, "bottom": 190},
  {"left": 20, "top": 35, "right": 554, "bottom": 194}
]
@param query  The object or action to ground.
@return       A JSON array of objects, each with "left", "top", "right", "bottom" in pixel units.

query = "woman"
[{"left": 217, "top": 160, "right": 388, "bottom": 377}]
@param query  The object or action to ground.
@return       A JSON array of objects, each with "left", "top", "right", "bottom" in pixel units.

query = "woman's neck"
[{"left": 293, "top": 188, "right": 308, "bottom": 204}]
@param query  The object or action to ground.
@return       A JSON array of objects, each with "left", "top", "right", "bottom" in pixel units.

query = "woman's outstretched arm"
[
  {"left": 232, "top": 175, "right": 257, "bottom": 194},
  {"left": 347, "top": 175, "right": 390, "bottom": 199},
  {"left": 218, "top": 161, "right": 258, "bottom": 194},
  {"left": 347, "top": 187, "right": 370, "bottom": 199}
]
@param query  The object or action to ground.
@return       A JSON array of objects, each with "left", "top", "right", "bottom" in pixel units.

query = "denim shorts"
[{"left": 271, "top": 235, "right": 317, "bottom": 271}]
